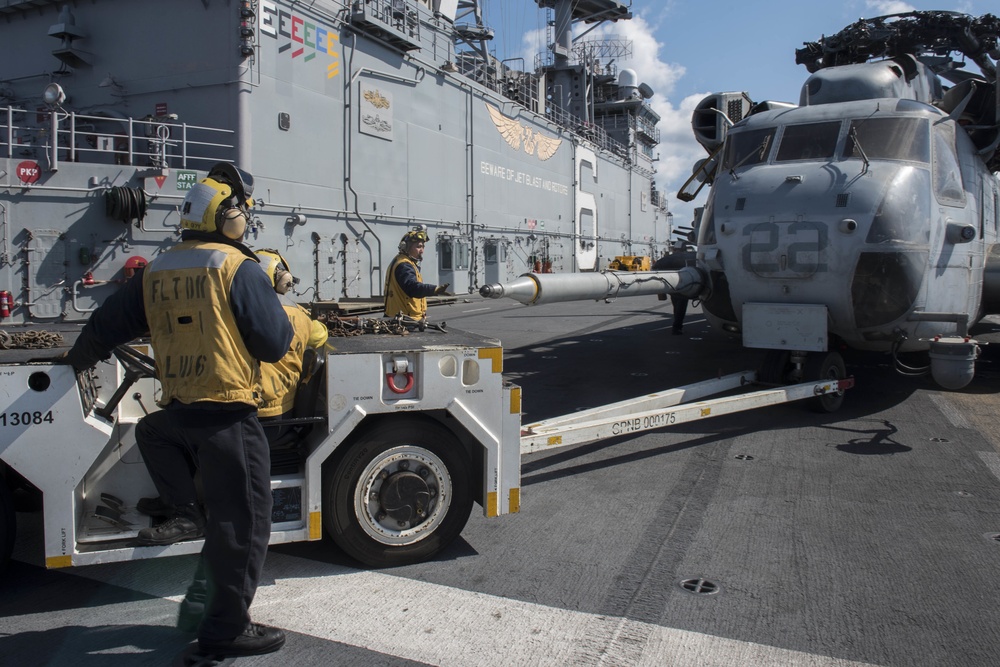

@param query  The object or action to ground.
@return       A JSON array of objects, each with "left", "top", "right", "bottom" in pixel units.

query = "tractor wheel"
[{"left": 324, "top": 418, "right": 473, "bottom": 567}]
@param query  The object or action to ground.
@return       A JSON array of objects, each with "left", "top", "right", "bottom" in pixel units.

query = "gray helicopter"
[{"left": 482, "top": 11, "right": 1000, "bottom": 401}]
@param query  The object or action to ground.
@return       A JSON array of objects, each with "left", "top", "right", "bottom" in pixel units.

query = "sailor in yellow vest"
[
  {"left": 133, "top": 251, "right": 327, "bottom": 508},
  {"left": 255, "top": 249, "right": 328, "bottom": 426},
  {"left": 65, "top": 163, "right": 292, "bottom": 658},
  {"left": 384, "top": 229, "right": 452, "bottom": 318}
]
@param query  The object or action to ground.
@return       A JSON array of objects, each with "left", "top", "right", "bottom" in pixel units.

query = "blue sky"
[{"left": 481, "top": 0, "right": 995, "bottom": 228}]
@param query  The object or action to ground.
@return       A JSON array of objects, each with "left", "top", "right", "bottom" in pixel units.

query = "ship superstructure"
[{"left": 0, "top": 0, "right": 667, "bottom": 322}]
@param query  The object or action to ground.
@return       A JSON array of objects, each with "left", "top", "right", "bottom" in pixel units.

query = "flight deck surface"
[{"left": 3, "top": 295, "right": 1000, "bottom": 666}]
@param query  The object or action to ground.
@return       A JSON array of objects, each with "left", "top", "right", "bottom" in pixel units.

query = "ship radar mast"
[
  {"left": 536, "top": 0, "right": 660, "bottom": 170},
  {"left": 448, "top": 1, "right": 660, "bottom": 178}
]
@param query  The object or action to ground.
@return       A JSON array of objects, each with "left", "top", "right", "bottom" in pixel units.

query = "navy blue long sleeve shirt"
[{"left": 393, "top": 260, "right": 438, "bottom": 298}]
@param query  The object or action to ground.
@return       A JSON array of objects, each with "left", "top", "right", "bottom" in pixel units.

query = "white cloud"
[
  {"left": 582, "top": 13, "right": 710, "bottom": 225},
  {"left": 587, "top": 14, "right": 684, "bottom": 98},
  {"left": 864, "top": 1, "right": 916, "bottom": 14},
  {"left": 516, "top": 27, "right": 547, "bottom": 67}
]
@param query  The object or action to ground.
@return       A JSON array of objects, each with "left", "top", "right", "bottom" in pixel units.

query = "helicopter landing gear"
[
  {"left": 759, "top": 350, "right": 792, "bottom": 384},
  {"left": 757, "top": 349, "right": 847, "bottom": 413},
  {"left": 802, "top": 350, "right": 847, "bottom": 413}
]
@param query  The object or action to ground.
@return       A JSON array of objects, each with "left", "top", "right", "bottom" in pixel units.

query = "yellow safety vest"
[
  {"left": 143, "top": 240, "right": 261, "bottom": 407},
  {"left": 259, "top": 298, "right": 326, "bottom": 418},
  {"left": 384, "top": 254, "right": 426, "bottom": 318}
]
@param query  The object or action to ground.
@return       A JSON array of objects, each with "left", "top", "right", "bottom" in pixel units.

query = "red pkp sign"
[{"left": 16, "top": 161, "right": 41, "bottom": 184}]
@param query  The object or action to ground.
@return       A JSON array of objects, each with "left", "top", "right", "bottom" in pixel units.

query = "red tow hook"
[
  {"left": 386, "top": 356, "right": 415, "bottom": 394},
  {"left": 386, "top": 371, "right": 415, "bottom": 394}
]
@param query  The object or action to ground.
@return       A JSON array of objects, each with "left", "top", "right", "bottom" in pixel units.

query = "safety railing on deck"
[
  {"left": 598, "top": 111, "right": 660, "bottom": 145},
  {"left": 542, "top": 100, "right": 630, "bottom": 161},
  {"left": 650, "top": 188, "right": 668, "bottom": 211},
  {"left": 1, "top": 106, "right": 235, "bottom": 170},
  {"left": 348, "top": 0, "right": 422, "bottom": 52}
]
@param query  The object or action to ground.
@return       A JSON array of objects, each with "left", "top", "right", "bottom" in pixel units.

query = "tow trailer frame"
[{"left": 521, "top": 371, "right": 855, "bottom": 453}]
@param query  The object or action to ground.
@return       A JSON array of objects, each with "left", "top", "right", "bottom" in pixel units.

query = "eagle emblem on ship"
[{"left": 486, "top": 104, "right": 562, "bottom": 161}]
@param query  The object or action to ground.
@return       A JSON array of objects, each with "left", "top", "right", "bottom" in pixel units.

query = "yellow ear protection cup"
[
  {"left": 218, "top": 204, "right": 248, "bottom": 240},
  {"left": 212, "top": 177, "right": 251, "bottom": 240},
  {"left": 255, "top": 249, "right": 296, "bottom": 294},
  {"left": 273, "top": 266, "right": 293, "bottom": 294}
]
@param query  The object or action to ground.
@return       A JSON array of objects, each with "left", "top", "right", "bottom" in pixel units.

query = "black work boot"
[
  {"left": 136, "top": 504, "right": 204, "bottom": 545},
  {"left": 198, "top": 623, "right": 286, "bottom": 657},
  {"left": 136, "top": 496, "right": 173, "bottom": 518}
]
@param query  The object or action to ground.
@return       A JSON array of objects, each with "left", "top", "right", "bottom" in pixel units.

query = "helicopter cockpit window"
[
  {"left": 842, "top": 117, "right": 929, "bottom": 162},
  {"left": 775, "top": 122, "right": 840, "bottom": 161},
  {"left": 931, "top": 124, "right": 965, "bottom": 206},
  {"left": 722, "top": 127, "right": 776, "bottom": 172}
]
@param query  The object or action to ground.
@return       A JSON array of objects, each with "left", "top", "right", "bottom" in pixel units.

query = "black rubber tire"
[
  {"left": 324, "top": 418, "right": 473, "bottom": 567},
  {"left": 804, "top": 351, "right": 847, "bottom": 413},
  {"left": 0, "top": 476, "right": 16, "bottom": 573},
  {"left": 758, "top": 349, "right": 791, "bottom": 384}
]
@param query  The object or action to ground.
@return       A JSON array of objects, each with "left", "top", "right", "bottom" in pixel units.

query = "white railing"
[{"left": 1, "top": 106, "right": 235, "bottom": 169}]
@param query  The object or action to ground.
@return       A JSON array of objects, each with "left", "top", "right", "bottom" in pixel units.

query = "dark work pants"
[
  {"left": 259, "top": 411, "right": 294, "bottom": 444},
  {"left": 136, "top": 407, "right": 272, "bottom": 643},
  {"left": 670, "top": 294, "right": 689, "bottom": 331}
]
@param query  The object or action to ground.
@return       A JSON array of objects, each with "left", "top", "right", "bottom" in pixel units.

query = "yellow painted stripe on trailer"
[
  {"left": 47, "top": 555, "right": 73, "bottom": 569},
  {"left": 479, "top": 347, "right": 503, "bottom": 373},
  {"left": 487, "top": 491, "right": 498, "bottom": 517},
  {"left": 309, "top": 511, "right": 323, "bottom": 540},
  {"left": 510, "top": 386, "right": 521, "bottom": 414}
]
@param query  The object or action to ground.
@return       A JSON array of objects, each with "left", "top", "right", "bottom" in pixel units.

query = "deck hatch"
[{"left": 679, "top": 577, "right": 720, "bottom": 595}]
